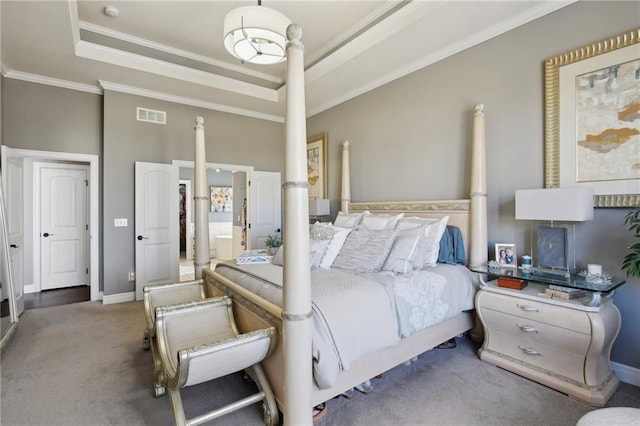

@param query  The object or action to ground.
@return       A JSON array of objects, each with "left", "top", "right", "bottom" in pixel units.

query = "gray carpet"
[{"left": 1, "top": 300, "right": 638, "bottom": 425}]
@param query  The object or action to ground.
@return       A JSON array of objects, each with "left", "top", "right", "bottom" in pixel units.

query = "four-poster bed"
[{"left": 200, "top": 102, "right": 488, "bottom": 415}]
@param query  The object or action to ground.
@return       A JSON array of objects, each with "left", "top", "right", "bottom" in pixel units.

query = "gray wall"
[
  {"left": 102, "top": 91, "right": 284, "bottom": 295},
  {"left": 307, "top": 1, "right": 640, "bottom": 368},
  {"left": 1, "top": 1, "right": 638, "bottom": 370}
]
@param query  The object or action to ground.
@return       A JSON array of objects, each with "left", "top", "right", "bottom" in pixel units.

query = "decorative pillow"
[
  {"left": 421, "top": 216, "right": 449, "bottom": 267},
  {"left": 272, "top": 245, "right": 284, "bottom": 266},
  {"left": 309, "top": 222, "right": 352, "bottom": 269},
  {"left": 332, "top": 229, "right": 397, "bottom": 272},
  {"left": 333, "top": 211, "right": 366, "bottom": 229},
  {"left": 310, "top": 239, "right": 330, "bottom": 268},
  {"left": 272, "top": 240, "right": 330, "bottom": 269},
  {"left": 360, "top": 212, "right": 404, "bottom": 230},
  {"left": 382, "top": 235, "right": 425, "bottom": 274}
]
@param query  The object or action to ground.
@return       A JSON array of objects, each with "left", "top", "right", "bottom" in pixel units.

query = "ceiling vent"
[{"left": 137, "top": 107, "right": 166, "bottom": 124}]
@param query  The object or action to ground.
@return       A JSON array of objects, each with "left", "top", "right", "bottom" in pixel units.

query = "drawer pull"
[
  {"left": 516, "top": 324, "right": 539, "bottom": 333},
  {"left": 517, "top": 304, "right": 539, "bottom": 312},
  {"left": 519, "top": 346, "right": 541, "bottom": 356}
]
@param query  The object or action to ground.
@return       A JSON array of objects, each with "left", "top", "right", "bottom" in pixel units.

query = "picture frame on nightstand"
[{"left": 495, "top": 243, "right": 517, "bottom": 267}]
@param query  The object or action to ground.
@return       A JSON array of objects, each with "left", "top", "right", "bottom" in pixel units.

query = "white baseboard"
[
  {"left": 102, "top": 291, "right": 135, "bottom": 305},
  {"left": 24, "top": 284, "right": 37, "bottom": 294},
  {"left": 612, "top": 361, "right": 640, "bottom": 387}
]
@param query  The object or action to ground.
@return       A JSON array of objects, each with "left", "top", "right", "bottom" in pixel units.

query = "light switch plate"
[{"left": 114, "top": 218, "right": 128, "bottom": 227}]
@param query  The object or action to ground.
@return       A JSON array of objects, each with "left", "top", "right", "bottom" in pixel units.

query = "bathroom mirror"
[{"left": 1, "top": 169, "right": 19, "bottom": 352}]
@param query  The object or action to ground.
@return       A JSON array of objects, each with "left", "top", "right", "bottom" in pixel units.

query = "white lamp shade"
[
  {"left": 515, "top": 187, "right": 594, "bottom": 221},
  {"left": 309, "top": 199, "right": 330, "bottom": 216},
  {"left": 223, "top": 6, "right": 291, "bottom": 65}
]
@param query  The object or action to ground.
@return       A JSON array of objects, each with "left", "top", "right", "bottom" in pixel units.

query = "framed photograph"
[
  {"left": 495, "top": 243, "right": 517, "bottom": 268},
  {"left": 544, "top": 29, "right": 640, "bottom": 208},
  {"left": 210, "top": 186, "right": 232, "bottom": 213},
  {"left": 307, "top": 132, "right": 328, "bottom": 199}
]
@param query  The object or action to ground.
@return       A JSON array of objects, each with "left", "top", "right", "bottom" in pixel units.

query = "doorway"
[{"left": 0, "top": 146, "right": 100, "bottom": 302}]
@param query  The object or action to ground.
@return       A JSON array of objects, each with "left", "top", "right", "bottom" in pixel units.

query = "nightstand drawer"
[
  {"left": 478, "top": 291, "right": 591, "bottom": 333},
  {"left": 486, "top": 328, "right": 586, "bottom": 384},
  {"left": 480, "top": 308, "right": 591, "bottom": 355}
]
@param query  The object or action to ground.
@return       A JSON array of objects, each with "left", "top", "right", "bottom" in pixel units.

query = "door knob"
[
  {"left": 43, "top": 232, "right": 54, "bottom": 237},
  {"left": 10, "top": 244, "right": 19, "bottom": 248},
  {"left": 137, "top": 235, "right": 149, "bottom": 241}
]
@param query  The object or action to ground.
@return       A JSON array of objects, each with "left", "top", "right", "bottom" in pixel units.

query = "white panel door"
[
  {"left": 135, "top": 162, "right": 179, "bottom": 301},
  {"left": 40, "top": 165, "right": 88, "bottom": 290},
  {"left": 5, "top": 156, "right": 25, "bottom": 314},
  {"left": 248, "top": 171, "right": 282, "bottom": 250}
]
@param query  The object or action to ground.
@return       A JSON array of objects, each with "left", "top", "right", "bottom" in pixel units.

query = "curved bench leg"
[
  {"left": 150, "top": 336, "right": 167, "bottom": 398},
  {"left": 247, "top": 364, "right": 279, "bottom": 426},
  {"left": 142, "top": 328, "right": 150, "bottom": 350},
  {"left": 168, "top": 387, "right": 187, "bottom": 426}
]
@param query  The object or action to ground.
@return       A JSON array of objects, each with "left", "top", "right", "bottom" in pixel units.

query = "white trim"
[
  {"left": 1, "top": 69, "right": 102, "bottom": 95},
  {"left": 2, "top": 147, "right": 100, "bottom": 302},
  {"left": 611, "top": 361, "right": 640, "bottom": 387},
  {"left": 100, "top": 80, "right": 284, "bottom": 123},
  {"left": 102, "top": 291, "right": 135, "bottom": 305},
  {"left": 172, "top": 160, "right": 254, "bottom": 174},
  {"left": 78, "top": 21, "right": 283, "bottom": 85},
  {"left": 306, "top": 1, "right": 576, "bottom": 117},
  {"left": 76, "top": 40, "right": 278, "bottom": 102}
]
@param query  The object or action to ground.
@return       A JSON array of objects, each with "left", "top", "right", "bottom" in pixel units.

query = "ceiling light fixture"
[{"left": 223, "top": 0, "right": 291, "bottom": 65}]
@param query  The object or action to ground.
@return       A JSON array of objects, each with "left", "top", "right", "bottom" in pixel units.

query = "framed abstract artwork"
[
  {"left": 307, "top": 132, "right": 328, "bottom": 199},
  {"left": 544, "top": 28, "right": 640, "bottom": 207},
  {"left": 210, "top": 186, "right": 232, "bottom": 213}
]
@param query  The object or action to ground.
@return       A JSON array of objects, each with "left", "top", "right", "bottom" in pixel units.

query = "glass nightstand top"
[{"left": 469, "top": 265, "right": 626, "bottom": 293}]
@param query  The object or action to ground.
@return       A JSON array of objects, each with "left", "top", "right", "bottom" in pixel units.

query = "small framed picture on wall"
[{"left": 495, "top": 243, "right": 517, "bottom": 268}]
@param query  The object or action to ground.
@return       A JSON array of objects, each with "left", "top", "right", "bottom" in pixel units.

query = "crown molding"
[
  {"left": 2, "top": 69, "right": 102, "bottom": 95},
  {"left": 78, "top": 21, "right": 283, "bottom": 85},
  {"left": 99, "top": 80, "right": 284, "bottom": 123},
  {"left": 76, "top": 40, "right": 279, "bottom": 102},
  {"left": 306, "top": 0, "right": 576, "bottom": 117}
]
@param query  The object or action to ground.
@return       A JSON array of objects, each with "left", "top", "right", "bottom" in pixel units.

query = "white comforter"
[{"left": 212, "top": 262, "right": 477, "bottom": 389}]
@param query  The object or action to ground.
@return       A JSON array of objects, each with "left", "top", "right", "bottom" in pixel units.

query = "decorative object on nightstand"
[{"left": 515, "top": 187, "right": 594, "bottom": 279}]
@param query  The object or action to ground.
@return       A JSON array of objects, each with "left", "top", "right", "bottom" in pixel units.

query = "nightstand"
[{"left": 471, "top": 267, "right": 625, "bottom": 406}]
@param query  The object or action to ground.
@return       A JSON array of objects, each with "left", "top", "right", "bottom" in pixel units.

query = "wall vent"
[{"left": 136, "top": 107, "right": 166, "bottom": 124}]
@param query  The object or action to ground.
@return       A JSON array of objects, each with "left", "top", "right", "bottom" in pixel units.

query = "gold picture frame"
[
  {"left": 307, "top": 132, "right": 328, "bottom": 199},
  {"left": 544, "top": 28, "right": 640, "bottom": 208}
]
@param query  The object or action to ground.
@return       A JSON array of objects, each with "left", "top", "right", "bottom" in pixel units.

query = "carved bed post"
[
  {"left": 341, "top": 141, "right": 351, "bottom": 213},
  {"left": 469, "top": 104, "right": 488, "bottom": 268},
  {"left": 193, "top": 116, "right": 211, "bottom": 279},
  {"left": 282, "top": 24, "right": 313, "bottom": 425}
]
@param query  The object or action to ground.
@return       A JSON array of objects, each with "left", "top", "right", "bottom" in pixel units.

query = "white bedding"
[{"left": 212, "top": 262, "right": 478, "bottom": 388}]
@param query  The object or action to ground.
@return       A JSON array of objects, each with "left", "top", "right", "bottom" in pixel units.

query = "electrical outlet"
[
  {"left": 128, "top": 271, "right": 135, "bottom": 281},
  {"left": 114, "top": 218, "right": 128, "bottom": 227}
]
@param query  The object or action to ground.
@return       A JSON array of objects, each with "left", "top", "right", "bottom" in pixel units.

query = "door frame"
[
  {"left": 0, "top": 146, "right": 100, "bottom": 301},
  {"left": 34, "top": 162, "right": 90, "bottom": 292}
]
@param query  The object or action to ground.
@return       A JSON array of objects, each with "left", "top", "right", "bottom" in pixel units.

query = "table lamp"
[
  {"left": 515, "top": 187, "right": 593, "bottom": 278},
  {"left": 309, "top": 199, "right": 330, "bottom": 221}
]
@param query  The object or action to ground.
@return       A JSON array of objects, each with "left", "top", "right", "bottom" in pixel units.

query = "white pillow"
[
  {"left": 396, "top": 216, "right": 439, "bottom": 231},
  {"left": 332, "top": 229, "right": 397, "bottom": 273},
  {"left": 360, "top": 212, "right": 404, "bottom": 230},
  {"left": 382, "top": 235, "right": 425, "bottom": 274},
  {"left": 310, "top": 239, "right": 330, "bottom": 268},
  {"left": 421, "top": 216, "right": 449, "bottom": 267},
  {"left": 310, "top": 222, "right": 352, "bottom": 269},
  {"left": 333, "top": 211, "right": 366, "bottom": 229}
]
